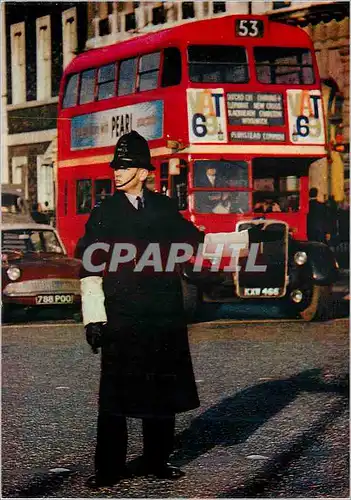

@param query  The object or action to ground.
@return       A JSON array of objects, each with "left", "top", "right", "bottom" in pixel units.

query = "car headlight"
[
  {"left": 294, "top": 251, "right": 307, "bottom": 266},
  {"left": 7, "top": 266, "right": 21, "bottom": 281}
]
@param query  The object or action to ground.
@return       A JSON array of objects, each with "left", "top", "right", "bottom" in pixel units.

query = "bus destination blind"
[{"left": 227, "top": 92, "right": 285, "bottom": 143}]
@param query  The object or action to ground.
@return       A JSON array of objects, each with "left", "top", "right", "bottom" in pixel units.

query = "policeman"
[
  {"left": 79, "top": 131, "right": 271, "bottom": 489},
  {"left": 79, "top": 131, "right": 206, "bottom": 488}
]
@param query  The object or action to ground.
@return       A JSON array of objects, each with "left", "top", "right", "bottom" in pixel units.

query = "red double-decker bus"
[{"left": 57, "top": 14, "right": 338, "bottom": 320}]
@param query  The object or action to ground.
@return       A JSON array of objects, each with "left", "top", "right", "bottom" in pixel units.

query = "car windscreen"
[{"left": 2, "top": 230, "right": 64, "bottom": 254}]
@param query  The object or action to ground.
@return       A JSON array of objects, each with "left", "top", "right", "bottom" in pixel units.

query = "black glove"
[{"left": 85, "top": 322, "right": 105, "bottom": 354}]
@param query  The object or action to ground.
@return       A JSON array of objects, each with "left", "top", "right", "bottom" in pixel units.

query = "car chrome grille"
[{"left": 3, "top": 279, "right": 81, "bottom": 297}]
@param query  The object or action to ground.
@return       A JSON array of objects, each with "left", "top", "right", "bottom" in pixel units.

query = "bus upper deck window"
[
  {"left": 161, "top": 48, "right": 181, "bottom": 87},
  {"left": 98, "top": 64, "right": 116, "bottom": 100},
  {"left": 188, "top": 45, "right": 248, "bottom": 83},
  {"left": 118, "top": 58, "right": 137, "bottom": 96},
  {"left": 63, "top": 74, "right": 79, "bottom": 108},
  {"left": 138, "top": 52, "right": 160, "bottom": 92},
  {"left": 76, "top": 179, "right": 92, "bottom": 214},
  {"left": 254, "top": 47, "right": 315, "bottom": 85},
  {"left": 80, "top": 69, "right": 96, "bottom": 104}
]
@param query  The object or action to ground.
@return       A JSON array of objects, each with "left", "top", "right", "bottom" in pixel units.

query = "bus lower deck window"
[
  {"left": 76, "top": 180, "right": 92, "bottom": 214},
  {"left": 194, "top": 191, "right": 249, "bottom": 214},
  {"left": 94, "top": 179, "right": 112, "bottom": 205}
]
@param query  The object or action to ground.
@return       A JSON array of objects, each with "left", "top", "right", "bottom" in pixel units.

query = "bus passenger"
[
  {"left": 196, "top": 166, "right": 223, "bottom": 187},
  {"left": 212, "top": 192, "right": 231, "bottom": 214}
]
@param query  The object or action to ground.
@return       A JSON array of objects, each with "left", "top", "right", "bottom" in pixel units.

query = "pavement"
[{"left": 1, "top": 317, "right": 349, "bottom": 498}]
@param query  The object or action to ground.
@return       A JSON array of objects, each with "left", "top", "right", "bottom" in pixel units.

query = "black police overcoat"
[{"left": 78, "top": 189, "right": 203, "bottom": 417}]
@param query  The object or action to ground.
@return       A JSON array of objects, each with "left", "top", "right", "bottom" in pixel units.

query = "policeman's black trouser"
[{"left": 95, "top": 412, "right": 175, "bottom": 476}]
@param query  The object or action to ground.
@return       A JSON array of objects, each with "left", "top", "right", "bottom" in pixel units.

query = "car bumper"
[{"left": 2, "top": 278, "right": 81, "bottom": 306}]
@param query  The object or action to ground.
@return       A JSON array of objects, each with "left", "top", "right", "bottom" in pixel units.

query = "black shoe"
[
  {"left": 138, "top": 462, "right": 185, "bottom": 480},
  {"left": 86, "top": 469, "right": 131, "bottom": 489}
]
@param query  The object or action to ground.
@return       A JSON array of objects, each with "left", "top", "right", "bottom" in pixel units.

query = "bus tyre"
[
  {"left": 181, "top": 279, "right": 199, "bottom": 321},
  {"left": 296, "top": 284, "right": 333, "bottom": 321}
]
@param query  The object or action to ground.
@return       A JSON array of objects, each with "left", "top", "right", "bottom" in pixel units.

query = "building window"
[
  {"left": 10, "top": 22, "right": 26, "bottom": 104},
  {"left": 118, "top": 58, "right": 137, "bottom": 96},
  {"left": 125, "top": 12, "right": 136, "bottom": 31},
  {"left": 138, "top": 52, "right": 160, "bottom": 92},
  {"left": 37, "top": 158, "right": 54, "bottom": 210},
  {"left": 63, "top": 73, "right": 79, "bottom": 108},
  {"left": 36, "top": 16, "right": 52, "bottom": 101},
  {"left": 62, "top": 7, "right": 77, "bottom": 69},
  {"left": 76, "top": 179, "right": 92, "bottom": 214},
  {"left": 99, "top": 17, "right": 110, "bottom": 36},
  {"left": 152, "top": 5, "right": 166, "bottom": 25},
  {"left": 98, "top": 64, "right": 116, "bottom": 100},
  {"left": 273, "top": 2, "right": 291, "bottom": 9},
  {"left": 182, "top": 2, "right": 195, "bottom": 19},
  {"left": 213, "top": 2, "right": 226, "bottom": 14},
  {"left": 11, "top": 156, "right": 27, "bottom": 185},
  {"left": 79, "top": 69, "right": 96, "bottom": 104}
]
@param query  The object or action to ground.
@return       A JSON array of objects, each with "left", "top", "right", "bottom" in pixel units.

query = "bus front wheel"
[{"left": 291, "top": 284, "right": 333, "bottom": 321}]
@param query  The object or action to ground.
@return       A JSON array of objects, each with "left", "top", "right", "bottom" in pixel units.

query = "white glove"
[
  {"left": 80, "top": 276, "right": 107, "bottom": 326},
  {"left": 203, "top": 230, "right": 249, "bottom": 257}
]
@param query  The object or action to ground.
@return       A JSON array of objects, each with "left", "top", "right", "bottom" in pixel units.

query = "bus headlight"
[
  {"left": 294, "top": 251, "right": 307, "bottom": 266},
  {"left": 7, "top": 266, "right": 21, "bottom": 281}
]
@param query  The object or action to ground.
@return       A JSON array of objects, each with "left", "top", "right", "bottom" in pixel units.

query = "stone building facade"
[{"left": 3, "top": 2, "right": 87, "bottom": 210}]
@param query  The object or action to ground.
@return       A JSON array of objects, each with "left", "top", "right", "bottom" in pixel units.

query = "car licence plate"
[{"left": 35, "top": 294, "right": 74, "bottom": 305}]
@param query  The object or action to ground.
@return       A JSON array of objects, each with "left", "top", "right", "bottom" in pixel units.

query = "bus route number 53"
[{"left": 235, "top": 19, "right": 264, "bottom": 38}]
